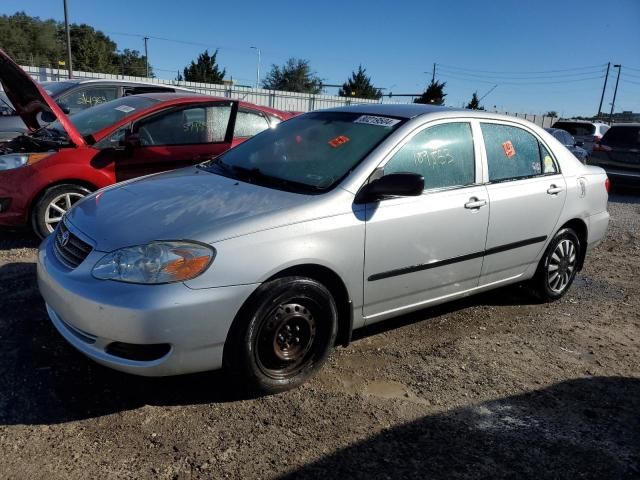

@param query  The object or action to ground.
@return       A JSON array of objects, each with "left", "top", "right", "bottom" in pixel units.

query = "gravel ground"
[{"left": 0, "top": 193, "right": 638, "bottom": 479}]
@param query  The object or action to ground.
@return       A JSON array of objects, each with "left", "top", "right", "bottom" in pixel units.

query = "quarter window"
[
  {"left": 384, "top": 122, "right": 475, "bottom": 190},
  {"left": 136, "top": 103, "right": 232, "bottom": 146},
  {"left": 234, "top": 110, "right": 270, "bottom": 137},
  {"left": 481, "top": 123, "right": 556, "bottom": 181}
]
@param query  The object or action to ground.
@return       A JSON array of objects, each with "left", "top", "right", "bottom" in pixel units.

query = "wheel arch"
[
  {"left": 558, "top": 218, "right": 588, "bottom": 270},
  {"left": 29, "top": 179, "right": 98, "bottom": 220}
]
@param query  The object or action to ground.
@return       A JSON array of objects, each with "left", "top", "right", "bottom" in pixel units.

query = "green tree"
[
  {"left": 338, "top": 65, "right": 381, "bottom": 100},
  {"left": 68, "top": 23, "right": 118, "bottom": 73},
  {"left": 262, "top": 58, "right": 322, "bottom": 94},
  {"left": 466, "top": 91, "right": 484, "bottom": 110},
  {"left": 117, "top": 49, "right": 152, "bottom": 77},
  {"left": 0, "top": 12, "right": 62, "bottom": 67},
  {"left": 414, "top": 80, "right": 447, "bottom": 105},
  {"left": 545, "top": 110, "right": 558, "bottom": 117},
  {"left": 183, "top": 50, "right": 226, "bottom": 84}
]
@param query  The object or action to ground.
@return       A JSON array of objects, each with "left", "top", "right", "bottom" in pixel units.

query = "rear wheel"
[
  {"left": 225, "top": 276, "right": 338, "bottom": 394},
  {"left": 530, "top": 227, "right": 580, "bottom": 302},
  {"left": 32, "top": 184, "right": 90, "bottom": 238}
]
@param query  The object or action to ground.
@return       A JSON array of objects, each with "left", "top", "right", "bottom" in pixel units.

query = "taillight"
[
  {"left": 593, "top": 142, "right": 611, "bottom": 152},
  {"left": 605, "top": 177, "right": 611, "bottom": 193}
]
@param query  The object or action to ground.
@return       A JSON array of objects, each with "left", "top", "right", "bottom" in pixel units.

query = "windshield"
[
  {"left": 42, "top": 95, "right": 159, "bottom": 138},
  {"left": 41, "top": 81, "right": 77, "bottom": 97},
  {"left": 205, "top": 111, "right": 405, "bottom": 192},
  {"left": 552, "top": 122, "right": 596, "bottom": 137}
]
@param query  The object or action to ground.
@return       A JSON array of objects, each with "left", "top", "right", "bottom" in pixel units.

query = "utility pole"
[
  {"left": 597, "top": 62, "right": 610, "bottom": 118},
  {"left": 63, "top": 0, "right": 73, "bottom": 79},
  {"left": 609, "top": 64, "right": 621, "bottom": 124},
  {"left": 143, "top": 36, "right": 149, "bottom": 77},
  {"left": 431, "top": 62, "right": 436, "bottom": 83},
  {"left": 250, "top": 46, "right": 261, "bottom": 88}
]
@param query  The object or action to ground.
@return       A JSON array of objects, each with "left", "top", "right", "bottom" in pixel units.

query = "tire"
[
  {"left": 224, "top": 276, "right": 338, "bottom": 394},
  {"left": 530, "top": 227, "right": 581, "bottom": 302},
  {"left": 32, "top": 184, "right": 91, "bottom": 239}
]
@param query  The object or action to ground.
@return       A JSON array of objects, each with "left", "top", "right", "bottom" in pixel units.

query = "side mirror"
[
  {"left": 575, "top": 140, "right": 584, "bottom": 147},
  {"left": 119, "top": 131, "right": 141, "bottom": 150},
  {"left": 355, "top": 172, "right": 424, "bottom": 203},
  {"left": 57, "top": 102, "right": 71, "bottom": 114},
  {"left": 40, "top": 110, "right": 56, "bottom": 123}
]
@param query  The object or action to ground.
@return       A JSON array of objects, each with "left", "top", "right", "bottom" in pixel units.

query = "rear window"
[
  {"left": 552, "top": 122, "right": 596, "bottom": 137},
  {"left": 601, "top": 126, "right": 640, "bottom": 147}
]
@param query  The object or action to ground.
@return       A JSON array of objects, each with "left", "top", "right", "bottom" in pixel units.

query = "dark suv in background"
[
  {"left": 0, "top": 78, "right": 191, "bottom": 142},
  {"left": 551, "top": 120, "right": 610, "bottom": 154},
  {"left": 588, "top": 124, "right": 640, "bottom": 187}
]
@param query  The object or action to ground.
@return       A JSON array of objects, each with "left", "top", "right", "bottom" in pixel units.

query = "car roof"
[
  {"left": 42, "top": 78, "right": 194, "bottom": 92},
  {"left": 322, "top": 103, "right": 550, "bottom": 125}
]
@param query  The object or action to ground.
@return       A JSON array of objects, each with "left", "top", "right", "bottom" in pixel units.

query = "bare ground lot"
[{"left": 0, "top": 194, "right": 638, "bottom": 479}]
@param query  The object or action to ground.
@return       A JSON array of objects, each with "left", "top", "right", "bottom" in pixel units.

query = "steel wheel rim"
[
  {"left": 255, "top": 302, "right": 317, "bottom": 379},
  {"left": 547, "top": 238, "right": 577, "bottom": 293},
  {"left": 44, "top": 192, "right": 85, "bottom": 233}
]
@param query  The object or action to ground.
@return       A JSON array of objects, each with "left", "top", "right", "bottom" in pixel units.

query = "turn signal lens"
[{"left": 92, "top": 241, "right": 215, "bottom": 284}]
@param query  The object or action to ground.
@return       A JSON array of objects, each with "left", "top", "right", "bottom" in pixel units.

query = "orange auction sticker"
[
  {"left": 502, "top": 140, "right": 516, "bottom": 158},
  {"left": 328, "top": 135, "right": 350, "bottom": 148}
]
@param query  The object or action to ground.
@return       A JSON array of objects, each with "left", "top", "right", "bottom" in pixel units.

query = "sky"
[{"left": 2, "top": 0, "right": 640, "bottom": 116}]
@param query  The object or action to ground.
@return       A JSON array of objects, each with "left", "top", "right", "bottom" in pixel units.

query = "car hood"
[
  {"left": 0, "top": 49, "right": 85, "bottom": 146},
  {"left": 66, "top": 167, "right": 349, "bottom": 252}
]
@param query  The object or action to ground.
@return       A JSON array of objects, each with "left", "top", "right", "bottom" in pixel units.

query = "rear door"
[
  {"left": 115, "top": 100, "right": 235, "bottom": 181},
  {"left": 479, "top": 121, "right": 566, "bottom": 285}
]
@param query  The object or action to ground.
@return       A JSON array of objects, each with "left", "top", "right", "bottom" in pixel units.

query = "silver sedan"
[{"left": 37, "top": 105, "right": 610, "bottom": 393}]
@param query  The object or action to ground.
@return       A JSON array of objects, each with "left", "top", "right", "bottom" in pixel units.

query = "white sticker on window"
[
  {"left": 353, "top": 115, "right": 400, "bottom": 127},
  {"left": 115, "top": 105, "right": 135, "bottom": 113}
]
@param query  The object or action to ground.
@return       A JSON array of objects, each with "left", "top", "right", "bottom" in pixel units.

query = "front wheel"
[
  {"left": 530, "top": 227, "right": 580, "bottom": 302},
  {"left": 224, "top": 276, "right": 338, "bottom": 394},
  {"left": 32, "top": 184, "right": 90, "bottom": 238}
]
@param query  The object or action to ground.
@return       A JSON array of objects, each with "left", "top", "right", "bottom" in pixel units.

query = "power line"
[
  {"left": 437, "top": 62, "right": 607, "bottom": 75},
  {"left": 439, "top": 71, "right": 605, "bottom": 86},
  {"left": 437, "top": 65, "right": 606, "bottom": 81}
]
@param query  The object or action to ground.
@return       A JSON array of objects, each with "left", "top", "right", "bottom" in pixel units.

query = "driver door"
[
  {"left": 115, "top": 101, "right": 236, "bottom": 182},
  {"left": 363, "top": 120, "right": 489, "bottom": 322}
]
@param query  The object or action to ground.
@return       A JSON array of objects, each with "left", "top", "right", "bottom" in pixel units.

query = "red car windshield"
[{"left": 41, "top": 96, "right": 159, "bottom": 139}]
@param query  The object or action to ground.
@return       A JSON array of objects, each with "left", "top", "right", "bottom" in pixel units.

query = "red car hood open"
[{"left": 0, "top": 49, "right": 85, "bottom": 146}]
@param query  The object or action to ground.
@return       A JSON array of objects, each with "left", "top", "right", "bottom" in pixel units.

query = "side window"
[
  {"left": 269, "top": 115, "right": 282, "bottom": 127},
  {"left": 481, "top": 123, "right": 553, "bottom": 181},
  {"left": 58, "top": 86, "right": 118, "bottom": 114},
  {"left": 540, "top": 143, "right": 558, "bottom": 174},
  {"left": 136, "top": 104, "right": 232, "bottom": 146},
  {"left": 234, "top": 110, "right": 270, "bottom": 137},
  {"left": 95, "top": 126, "right": 128, "bottom": 149},
  {"left": 384, "top": 122, "right": 475, "bottom": 190}
]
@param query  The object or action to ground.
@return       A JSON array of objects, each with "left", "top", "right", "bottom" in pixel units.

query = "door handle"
[
  {"left": 547, "top": 184, "right": 563, "bottom": 195},
  {"left": 464, "top": 197, "right": 487, "bottom": 209}
]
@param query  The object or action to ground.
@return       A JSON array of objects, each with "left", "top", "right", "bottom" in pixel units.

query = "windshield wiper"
[{"left": 201, "top": 158, "right": 318, "bottom": 193}]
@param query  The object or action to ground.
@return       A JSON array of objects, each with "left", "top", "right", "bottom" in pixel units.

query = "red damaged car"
[{"left": 0, "top": 50, "right": 292, "bottom": 237}]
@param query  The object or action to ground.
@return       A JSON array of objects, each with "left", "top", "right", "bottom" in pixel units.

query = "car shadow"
[
  {"left": 0, "top": 261, "right": 601, "bottom": 427},
  {"left": 279, "top": 376, "right": 640, "bottom": 479},
  {"left": 0, "top": 229, "right": 39, "bottom": 250}
]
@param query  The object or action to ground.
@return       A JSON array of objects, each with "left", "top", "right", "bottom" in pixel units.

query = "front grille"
[{"left": 53, "top": 220, "right": 92, "bottom": 269}]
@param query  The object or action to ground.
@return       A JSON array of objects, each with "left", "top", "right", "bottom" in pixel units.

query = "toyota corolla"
[{"left": 37, "top": 104, "right": 610, "bottom": 393}]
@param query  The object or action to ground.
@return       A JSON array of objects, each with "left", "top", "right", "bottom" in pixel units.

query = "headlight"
[
  {"left": 92, "top": 241, "right": 215, "bottom": 284},
  {"left": 0, "top": 152, "right": 53, "bottom": 171}
]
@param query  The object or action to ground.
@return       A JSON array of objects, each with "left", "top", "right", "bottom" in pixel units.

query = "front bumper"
[{"left": 37, "top": 234, "right": 258, "bottom": 376}]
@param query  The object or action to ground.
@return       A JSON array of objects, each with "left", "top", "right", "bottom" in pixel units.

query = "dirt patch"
[{"left": 0, "top": 194, "right": 639, "bottom": 479}]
